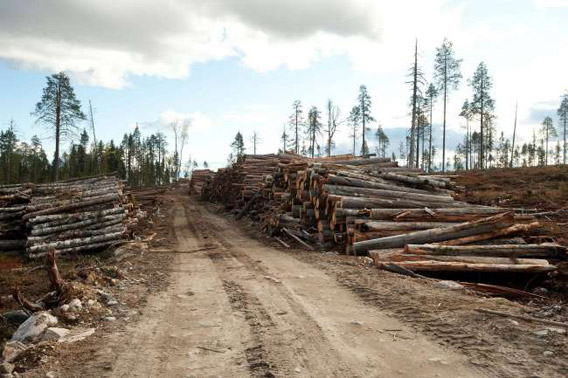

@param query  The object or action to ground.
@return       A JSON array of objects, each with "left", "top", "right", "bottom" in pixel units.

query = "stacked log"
[
  {"left": 189, "top": 169, "right": 215, "bottom": 195},
  {"left": 0, "top": 183, "right": 31, "bottom": 254},
  {"left": 205, "top": 153, "right": 565, "bottom": 276},
  {"left": 24, "top": 175, "right": 132, "bottom": 259}
]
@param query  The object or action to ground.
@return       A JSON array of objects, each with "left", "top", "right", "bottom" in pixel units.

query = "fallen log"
[
  {"left": 405, "top": 243, "right": 567, "bottom": 258},
  {"left": 353, "top": 212, "right": 514, "bottom": 252},
  {"left": 324, "top": 184, "right": 454, "bottom": 203},
  {"left": 375, "top": 260, "right": 556, "bottom": 273},
  {"left": 357, "top": 221, "right": 458, "bottom": 232},
  {"left": 28, "top": 232, "right": 124, "bottom": 253},
  {"left": 372, "top": 252, "right": 551, "bottom": 266},
  {"left": 437, "top": 222, "right": 540, "bottom": 245},
  {"left": 23, "top": 193, "right": 121, "bottom": 220}
]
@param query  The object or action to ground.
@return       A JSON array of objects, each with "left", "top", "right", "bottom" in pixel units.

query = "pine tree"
[
  {"left": 289, "top": 100, "right": 304, "bottom": 154},
  {"left": 251, "top": 131, "right": 260, "bottom": 155},
  {"left": 375, "top": 124, "right": 389, "bottom": 158},
  {"left": 434, "top": 39, "right": 462, "bottom": 172},
  {"left": 231, "top": 131, "right": 245, "bottom": 161},
  {"left": 407, "top": 40, "right": 426, "bottom": 167},
  {"left": 32, "top": 72, "right": 86, "bottom": 181},
  {"left": 557, "top": 92, "right": 568, "bottom": 164},
  {"left": 541, "top": 116, "right": 557, "bottom": 165},
  {"left": 324, "top": 99, "right": 341, "bottom": 156},
  {"left": 459, "top": 100, "right": 473, "bottom": 170},
  {"left": 280, "top": 125, "right": 289, "bottom": 152},
  {"left": 468, "top": 62, "right": 495, "bottom": 169},
  {"left": 306, "top": 107, "right": 322, "bottom": 158},
  {"left": 357, "top": 85, "right": 375, "bottom": 155},
  {"left": 348, "top": 106, "right": 361, "bottom": 155},
  {"left": 424, "top": 84, "right": 437, "bottom": 172}
]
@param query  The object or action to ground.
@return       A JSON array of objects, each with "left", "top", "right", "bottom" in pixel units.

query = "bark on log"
[
  {"left": 437, "top": 222, "right": 540, "bottom": 245},
  {"left": 337, "top": 196, "right": 469, "bottom": 210},
  {"left": 28, "top": 232, "right": 124, "bottom": 253},
  {"left": 29, "top": 207, "right": 125, "bottom": 225},
  {"left": 24, "top": 193, "right": 121, "bottom": 220},
  {"left": 30, "top": 214, "right": 125, "bottom": 236},
  {"left": 405, "top": 243, "right": 567, "bottom": 258},
  {"left": 372, "top": 252, "right": 551, "bottom": 266},
  {"left": 375, "top": 260, "right": 555, "bottom": 273},
  {"left": 356, "top": 221, "right": 458, "bottom": 232},
  {"left": 324, "top": 184, "right": 454, "bottom": 203},
  {"left": 325, "top": 174, "right": 437, "bottom": 195},
  {"left": 353, "top": 212, "right": 514, "bottom": 252}
]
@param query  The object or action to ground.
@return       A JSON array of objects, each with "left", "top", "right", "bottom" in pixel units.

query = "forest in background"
[{"left": 1, "top": 38, "right": 567, "bottom": 187}]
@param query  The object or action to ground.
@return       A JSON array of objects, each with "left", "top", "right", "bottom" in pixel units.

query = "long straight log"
[
  {"left": 324, "top": 185, "right": 454, "bottom": 203},
  {"left": 377, "top": 172, "right": 450, "bottom": 189},
  {"left": 438, "top": 222, "right": 540, "bottom": 246},
  {"left": 372, "top": 252, "right": 551, "bottom": 266},
  {"left": 29, "top": 207, "right": 125, "bottom": 224},
  {"left": 337, "top": 196, "right": 470, "bottom": 210},
  {"left": 24, "top": 193, "right": 121, "bottom": 220},
  {"left": 29, "top": 240, "right": 123, "bottom": 259},
  {"left": 405, "top": 243, "right": 567, "bottom": 258},
  {"left": 356, "top": 221, "right": 458, "bottom": 231},
  {"left": 28, "top": 225, "right": 125, "bottom": 244},
  {"left": 28, "top": 232, "right": 124, "bottom": 253},
  {"left": 30, "top": 214, "right": 125, "bottom": 236},
  {"left": 353, "top": 212, "right": 514, "bottom": 252},
  {"left": 325, "top": 174, "right": 437, "bottom": 195},
  {"left": 375, "top": 260, "right": 556, "bottom": 273}
]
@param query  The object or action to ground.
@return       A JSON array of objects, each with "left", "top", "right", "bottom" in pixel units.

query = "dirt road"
[{"left": 103, "top": 197, "right": 485, "bottom": 378}]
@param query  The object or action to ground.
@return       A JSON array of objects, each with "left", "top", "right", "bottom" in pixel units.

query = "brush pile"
[
  {"left": 205, "top": 153, "right": 567, "bottom": 275},
  {"left": 0, "top": 175, "right": 135, "bottom": 259}
]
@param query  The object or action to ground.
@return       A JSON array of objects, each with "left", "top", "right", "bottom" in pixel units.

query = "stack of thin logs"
[
  {"left": 206, "top": 153, "right": 566, "bottom": 275},
  {"left": 0, "top": 183, "right": 31, "bottom": 254},
  {"left": 189, "top": 169, "right": 215, "bottom": 195},
  {"left": 24, "top": 175, "right": 133, "bottom": 259}
]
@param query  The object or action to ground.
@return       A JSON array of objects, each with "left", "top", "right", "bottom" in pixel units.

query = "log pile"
[
  {"left": 189, "top": 169, "right": 215, "bottom": 195},
  {"left": 0, "top": 183, "right": 31, "bottom": 254},
  {"left": 24, "top": 175, "right": 132, "bottom": 259},
  {"left": 205, "top": 153, "right": 567, "bottom": 276},
  {"left": 0, "top": 175, "right": 135, "bottom": 258}
]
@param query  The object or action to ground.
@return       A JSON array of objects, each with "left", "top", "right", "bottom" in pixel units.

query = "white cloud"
[
  {"left": 533, "top": 0, "right": 568, "bottom": 9},
  {"left": 140, "top": 109, "right": 212, "bottom": 132}
]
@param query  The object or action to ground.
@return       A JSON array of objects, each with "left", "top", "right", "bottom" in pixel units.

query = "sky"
[{"left": 0, "top": 0, "right": 567, "bottom": 170}]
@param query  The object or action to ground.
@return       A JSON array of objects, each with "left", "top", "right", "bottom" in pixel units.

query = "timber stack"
[
  {"left": 205, "top": 153, "right": 566, "bottom": 276},
  {"left": 0, "top": 183, "right": 31, "bottom": 254},
  {"left": 189, "top": 169, "right": 215, "bottom": 195},
  {"left": 21, "top": 175, "right": 133, "bottom": 259}
]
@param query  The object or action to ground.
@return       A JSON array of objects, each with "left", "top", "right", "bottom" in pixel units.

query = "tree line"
[
  {"left": 229, "top": 38, "right": 567, "bottom": 173},
  {"left": 0, "top": 72, "right": 203, "bottom": 187}
]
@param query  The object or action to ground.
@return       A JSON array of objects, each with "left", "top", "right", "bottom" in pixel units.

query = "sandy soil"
[{"left": 31, "top": 192, "right": 568, "bottom": 378}]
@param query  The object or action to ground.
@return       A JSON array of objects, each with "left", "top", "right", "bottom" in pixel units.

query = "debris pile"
[
  {"left": 205, "top": 153, "right": 567, "bottom": 276},
  {"left": 0, "top": 175, "right": 135, "bottom": 259}
]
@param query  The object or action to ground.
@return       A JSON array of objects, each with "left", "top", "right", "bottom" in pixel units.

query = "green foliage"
[
  {"left": 32, "top": 72, "right": 86, "bottom": 181},
  {"left": 231, "top": 131, "right": 245, "bottom": 161},
  {"left": 358, "top": 85, "right": 374, "bottom": 155}
]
